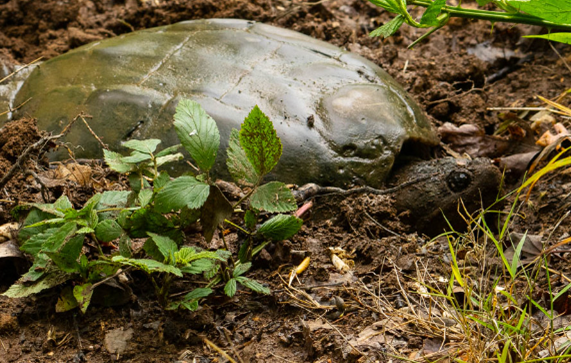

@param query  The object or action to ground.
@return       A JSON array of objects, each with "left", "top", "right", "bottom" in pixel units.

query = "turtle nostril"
[{"left": 446, "top": 171, "right": 472, "bottom": 193}]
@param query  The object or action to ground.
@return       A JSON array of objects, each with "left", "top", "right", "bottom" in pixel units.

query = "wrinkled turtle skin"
[{"left": 1, "top": 19, "right": 438, "bottom": 188}]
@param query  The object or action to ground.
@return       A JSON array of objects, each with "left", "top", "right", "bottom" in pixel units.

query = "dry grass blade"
[
  {"left": 278, "top": 274, "right": 333, "bottom": 310},
  {"left": 537, "top": 95, "right": 571, "bottom": 117},
  {"left": 0, "top": 56, "right": 42, "bottom": 84}
]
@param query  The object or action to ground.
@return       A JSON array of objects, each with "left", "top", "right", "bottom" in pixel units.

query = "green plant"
[
  {"left": 3, "top": 100, "right": 302, "bottom": 312},
  {"left": 368, "top": 0, "right": 571, "bottom": 48},
  {"left": 412, "top": 192, "right": 571, "bottom": 361}
]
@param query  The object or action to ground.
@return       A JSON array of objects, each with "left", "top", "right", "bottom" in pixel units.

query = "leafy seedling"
[{"left": 368, "top": 0, "right": 571, "bottom": 47}]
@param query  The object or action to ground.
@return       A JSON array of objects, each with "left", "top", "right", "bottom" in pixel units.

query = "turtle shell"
[{"left": 6, "top": 19, "right": 438, "bottom": 187}]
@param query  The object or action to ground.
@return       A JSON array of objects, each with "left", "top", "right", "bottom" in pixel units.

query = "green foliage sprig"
[
  {"left": 369, "top": 0, "right": 571, "bottom": 47},
  {"left": 3, "top": 100, "right": 302, "bottom": 313}
]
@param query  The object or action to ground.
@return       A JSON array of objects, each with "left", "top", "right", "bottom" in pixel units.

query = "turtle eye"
[{"left": 447, "top": 171, "right": 472, "bottom": 193}]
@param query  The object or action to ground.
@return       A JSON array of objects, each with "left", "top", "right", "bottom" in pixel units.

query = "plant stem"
[
  {"left": 232, "top": 188, "right": 255, "bottom": 209},
  {"left": 224, "top": 219, "right": 250, "bottom": 235},
  {"left": 220, "top": 227, "right": 236, "bottom": 268},
  {"left": 409, "top": 0, "right": 571, "bottom": 31}
]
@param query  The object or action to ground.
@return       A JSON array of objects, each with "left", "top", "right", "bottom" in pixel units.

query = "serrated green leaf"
[
  {"left": 180, "top": 300, "right": 199, "bottom": 311},
  {"left": 233, "top": 262, "right": 251, "bottom": 277},
  {"left": 20, "top": 227, "right": 58, "bottom": 256},
  {"left": 76, "top": 227, "right": 95, "bottom": 234},
  {"left": 19, "top": 209, "right": 58, "bottom": 242},
  {"left": 96, "top": 191, "right": 132, "bottom": 209},
  {"left": 244, "top": 210, "right": 257, "bottom": 231},
  {"left": 224, "top": 278, "right": 237, "bottom": 297},
  {"left": 45, "top": 235, "right": 84, "bottom": 273},
  {"left": 367, "top": 0, "right": 402, "bottom": 14},
  {"left": 370, "top": 15, "right": 405, "bottom": 38},
  {"left": 122, "top": 139, "right": 161, "bottom": 154},
  {"left": 154, "top": 176, "right": 210, "bottom": 212},
  {"left": 257, "top": 214, "right": 302, "bottom": 241},
  {"left": 54, "top": 195, "right": 73, "bottom": 211},
  {"left": 180, "top": 259, "right": 215, "bottom": 274},
  {"left": 174, "top": 99, "right": 220, "bottom": 172},
  {"left": 118, "top": 234, "right": 132, "bottom": 257},
  {"left": 74, "top": 283, "right": 94, "bottom": 314},
  {"left": 24, "top": 217, "right": 66, "bottom": 229},
  {"left": 26, "top": 203, "right": 65, "bottom": 217},
  {"left": 201, "top": 186, "right": 234, "bottom": 243},
  {"left": 524, "top": 32, "right": 571, "bottom": 45},
  {"left": 175, "top": 247, "right": 222, "bottom": 264},
  {"left": 21, "top": 253, "right": 50, "bottom": 282},
  {"left": 154, "top": 153, "right": 184, "bottom": 168},
  {"left": 121, "top": 151, "right": 152, "bottom": 164},
  {"left": 42, "top": 222, "right": 78, "bottom": 253},
  {"left": 507, "top": 0, "right": 571, "bottom": 25},
  {"left": 2, "top": 272, "right": 70, "bottom": 298},
  {"left": 420, "top": 0, "right": 446, "bottom": 26},
  {"left": 147, "top": 232, "right": 177, "bottom": 261},
  {"left": 183, "top": 287, "right": 213, "bottom": 301},
  {"left": 96, "top": 191, "right": 132, "bottom": 221},
  {"left": 153, "top": 172, "right": 171, "bottom": 192},
  {"left": 79, "top": 194, "right": 102, "bottom": 218},
  {"left": 95, "top": 219, "right": 123, "bottom": 242},
  {"left": 112, "top": 256, "right": 183, "bottom": 277},
  {"left": 250, "top": 182, "right": 297, "bottom": 213},
  {"left": 128, "top": 208, "right": 181, "bottom": 242},
  {"left": 156, "top": 144, "right": 182, "bottom": 157},
  {"left": 236, "top": 276, "right": 271, "bottom": 295},
  {"left": 138, "top": 189, "right": 153, "bottom": 207},
  {"left": 239, "top": 106, "right": 282, "bottom": 177},
  {"left": 238, "top": 239, "right": 251, "bottom": 263},
  {"left": 204, "top": 263, "right": 220, "bottom": 280},
  {"left": 227, "top": 129, "right": 258, "bottom": 185},
  {"left": 87, "top": 209, "right": 98, "bottom": 229},
  {"left": 56, "top": 286, "right": 79, "bottom": 312},
  {"left": 104, "top": 149, "right": 134, "bottom": 173},
  {"left": 217, "top": 250, "right": 232, "bottom": 260}
]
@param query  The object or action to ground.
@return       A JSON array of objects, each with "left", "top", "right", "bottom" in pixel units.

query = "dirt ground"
[{"left": 1, "top": 0, "right": 571, "bottom": 362}]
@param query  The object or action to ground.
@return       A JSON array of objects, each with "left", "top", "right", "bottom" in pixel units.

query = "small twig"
[
  {"left": 0, "top": 133, "right": 64, "bottom": 189},
  {"left": 0, "top": 97, "right": 32, "bottom": 118},
  {"left": 221, "top": 327, "right": 245, "bottom": 363},
  {"left": 363, "top": 210, "right": 401, "bottom": 238},
  {"left": 549, "top": 41, "right": 571, "bottom": 75},
  {"left": 0, "top": 337, "right": 6, "bottom": 352},
  {"left": 487, "top": 107, "right": 568, "bottom": 115},
  {"left": 77, "top": 113, "right": 109, "bottom": 150},
  {"left": 0, "top": 56, "right": 42, "bottom": 84},
  {"left": 90, "top": 267, "right": 132, "bottom": 290},
  {"left": 203, "top": 337, "right": 238, "bottom": 363},
  {"left": 425, "top": 86, "right": 484, "bottom": 106},
  {"left": 116, "top": 18, "right": 135, "bottom": 32}
]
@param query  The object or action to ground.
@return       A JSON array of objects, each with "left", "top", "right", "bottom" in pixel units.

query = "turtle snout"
[{"left": 446, "top": 170, "right": 472, "bottom": 193}]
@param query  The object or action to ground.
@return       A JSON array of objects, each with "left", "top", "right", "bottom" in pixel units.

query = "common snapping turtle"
[
  {"left": 1, "top": 18, "right": 439, "bottom": 188},
  {"left": 0, "top": 19, "right": 501, "bottom": 234}
]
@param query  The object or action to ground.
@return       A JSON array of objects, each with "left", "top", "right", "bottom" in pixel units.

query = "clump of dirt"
[{"left": 0, "top": 118, "right": 47, "bottom": 222}]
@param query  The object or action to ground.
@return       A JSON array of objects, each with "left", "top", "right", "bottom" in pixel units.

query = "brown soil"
[{"left": 1, "top": 0, "right": 571, "bottom": 362}]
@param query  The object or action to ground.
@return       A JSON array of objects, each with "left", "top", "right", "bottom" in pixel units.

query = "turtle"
[
  {"left": 1, "top": 18, "right": 440, "bottom": 188},
  {"left": 0, "top": 19, "right": 501, "bottom": 234}
]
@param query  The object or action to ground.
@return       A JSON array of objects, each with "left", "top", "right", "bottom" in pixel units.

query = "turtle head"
[{"left": 390, "top": 157, "right": 502, "bottom": 236}]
